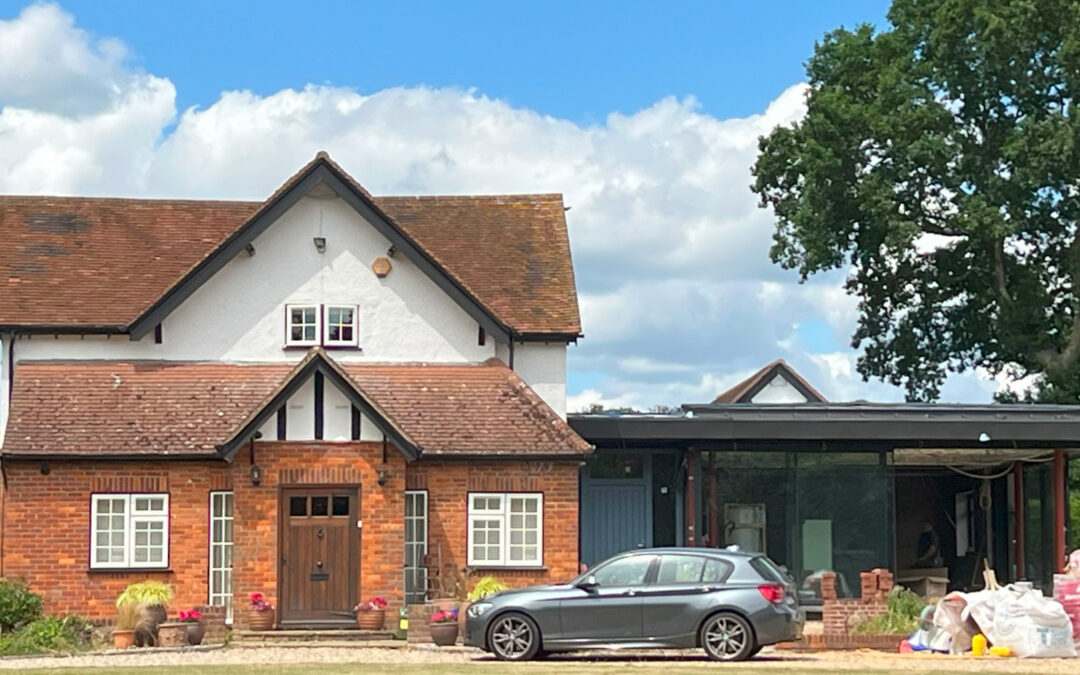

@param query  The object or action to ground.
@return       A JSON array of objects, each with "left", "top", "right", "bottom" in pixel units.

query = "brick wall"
[
  {"left": 821, "top": 568, "right": 893, "bottom": 636},
  {"left": 0, "top": 448, "right": 583, "bottom": 626},
  {"left": 0, "top": 459, "right": 230, "bottom": 618},
  {"left": 406, "top": 459, "right": 580, "bottom": 594}
]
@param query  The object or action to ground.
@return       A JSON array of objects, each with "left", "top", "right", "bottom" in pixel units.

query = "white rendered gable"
[
  {"left": 750, "top": 374, "right": 810, "bottom": 404},
  {"left": 17, "top": 194, "right": 495, "bottom": 365},
  {"left": 255, "top": 372, "right": 382, "bottom": 442}
]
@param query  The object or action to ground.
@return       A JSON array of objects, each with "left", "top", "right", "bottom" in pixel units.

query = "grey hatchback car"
[{"left": 464, "top": 547, "right": 801, "bottom": 661}]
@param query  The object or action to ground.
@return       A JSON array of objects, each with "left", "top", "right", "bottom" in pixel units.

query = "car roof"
[{"left": 616, "top": 547, "right": 759, "bottom": 559}]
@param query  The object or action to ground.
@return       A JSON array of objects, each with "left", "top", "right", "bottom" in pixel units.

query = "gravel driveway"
[{"left": 0, "top": 646, "right": 1077, "bottom": 672}]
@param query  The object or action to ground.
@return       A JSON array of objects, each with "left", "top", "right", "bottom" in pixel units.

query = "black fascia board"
[
  {"left": 127, "top": 161, "right": 512, "bottom": 344},
  {"left": 568, "top": 409, "right": 1080, "bottom": 446},
  {"left": 216, "top": 355, "right": 420, "bottom": 461},
  {"left": 0, "top": 325, "right": 128, "bottom": 335}
]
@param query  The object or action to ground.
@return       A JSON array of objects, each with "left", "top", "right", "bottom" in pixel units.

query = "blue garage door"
[{"left": 581, "top": 482, "right": 650, "bottom": 566}]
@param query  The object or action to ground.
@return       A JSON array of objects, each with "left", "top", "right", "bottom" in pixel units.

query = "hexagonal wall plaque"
[{"left": 372, "top": 257, "right": 392, "bottom": 278}]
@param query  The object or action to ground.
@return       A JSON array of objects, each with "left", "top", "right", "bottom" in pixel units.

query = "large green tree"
[{"left": 752, "top": 0, "right": 1080, "bottom": 400}]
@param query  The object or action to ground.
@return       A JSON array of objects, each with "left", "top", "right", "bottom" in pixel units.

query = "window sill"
[
  {"left": 283, "top": 345, "right": 361, "bottom": 351},
  {"left": 466, "top": 566, "right": 548, "bottom": 573},
  {"left": 87, "top": 568, "right": 173, "bottom": 574}
]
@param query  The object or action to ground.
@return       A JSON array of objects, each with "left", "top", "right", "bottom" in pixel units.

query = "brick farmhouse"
[{"left": 0, "top": 153, "right": 589, "bottom": 627}]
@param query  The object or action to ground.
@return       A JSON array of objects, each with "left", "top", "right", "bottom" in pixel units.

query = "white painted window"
[
  {"left": 467, "top": 493, "right": 543, "bottom": 567},
  {"left": 90, "top": 494, "right": 169, "bottom": 569},
  {"left": 286, "top": 304, "right": 321, "bottom": 347},
  {"left": 209, "top": 491, "right": 234, "bottom": 623},
  {"left": 404, "top": 491, "right": 428, "bottom": 604},
  {"left": 323, "top": 305, "right": 358, "bottom": 347}
]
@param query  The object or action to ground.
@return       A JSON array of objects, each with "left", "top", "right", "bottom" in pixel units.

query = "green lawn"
[{"left": 15, "top": 665, "right": 1043, "bottom": 675}]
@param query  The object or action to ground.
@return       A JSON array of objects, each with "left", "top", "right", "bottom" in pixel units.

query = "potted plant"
[
  {"left": 113, "top": 601, "right": 148, "bottom": 649},
  {"left": 116, "top": 580, "right": 173, "bottom": 640},
  {"left": 429, "top": 607, "right": 459, "bottom": 646},
  {"left": 179, "top": 609, "right": 205, "bottom": 645},
  {"left": 248, "top": 592, "right": 275, "bottom": 631},
  {"left": 461, "top": 576, "right": 507, "bottom": 635},
  {"left": 354, "top": 596, "right": 388, "bottom": 630}
]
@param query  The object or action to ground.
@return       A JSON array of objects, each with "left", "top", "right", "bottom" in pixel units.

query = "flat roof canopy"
[{"left": 568, "top": 403, "right": 1080, "bottom": 453}]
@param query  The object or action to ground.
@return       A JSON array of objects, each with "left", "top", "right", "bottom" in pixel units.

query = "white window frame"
[
  {"left": 208, "top": 491, "right": 234, "bottom": 623},
  {"left": 467, "top": 492, "right": 543, "bottom": 568},
  {"left": 285, "top": 304, "right": 321, "bottom": 347},
  {"left": 404, "top": 490, "right": 428, "bottom": 604},
  {"left": 323, "top": 305, "right": 359, "bottom": 348},
  {"left": 90, "top": 493, "right": 169, "bottom": 570}
]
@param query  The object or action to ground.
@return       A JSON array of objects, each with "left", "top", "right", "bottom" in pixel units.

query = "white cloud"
[
  {"left": 0, "top": 3, "right": 137, "bottom": 116},
  {"left": 0, "top": 3, "right": 1015, "bottom": 411}
]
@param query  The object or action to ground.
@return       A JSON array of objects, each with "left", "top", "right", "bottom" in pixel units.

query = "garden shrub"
[
  {"left": 0, "top": 616, "right": 92, "bottom": 655},
  {"left": 0, "top": 579, "right": 43, "bottom": 633},
  {"left": 852, "top": 587, "right": 926, "bottom": 635}
]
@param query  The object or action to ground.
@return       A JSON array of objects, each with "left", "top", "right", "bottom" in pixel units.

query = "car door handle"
[{"left": 622, "top": 590, "right": 637, "bottom": 597}]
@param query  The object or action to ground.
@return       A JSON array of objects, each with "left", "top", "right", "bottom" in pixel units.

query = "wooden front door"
[{"left": 279, "top": 488, "right": 358, "bottom": 625}]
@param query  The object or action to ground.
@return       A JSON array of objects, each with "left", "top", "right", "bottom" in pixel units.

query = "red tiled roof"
[
  {"left": 0, "top": 154, "right": 580, "bottom": 336},
  {"left": 4, "top": 356, "right": 590, "bottom": 458},
  {"left": 340, "top": 358, "right": 591, "bottom": 456},
  {"left": 713, "top": 359, "right": 827, "bottom": 403},
  {"left": 3, "top": 361, "right": 291, "bottom": 457},
  {"left": 0, "top": 198, "right": 256, "bottom": 327}
]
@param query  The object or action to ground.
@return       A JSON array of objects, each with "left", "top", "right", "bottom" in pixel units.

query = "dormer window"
[
  {"left": 286, "top": 304, "right": 321, "bottom": 347},
  {"left": 324, "top": 306, "right": 358, "bottom": 347}
]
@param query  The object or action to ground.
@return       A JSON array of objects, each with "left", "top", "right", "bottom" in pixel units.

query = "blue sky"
[
  {"left": 1, "top": 1, "right": 1005, "bottom": 407},
  {"left": 14, "top": 0, "right": 890, "bottom": 122}
]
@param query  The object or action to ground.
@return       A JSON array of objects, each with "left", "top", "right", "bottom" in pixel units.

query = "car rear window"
[
  {"left": 701, "top": 557, "right": 733, "bottom": 583},
  {"left": 749, "top": 556, "right": 786, "bottom": 583}
]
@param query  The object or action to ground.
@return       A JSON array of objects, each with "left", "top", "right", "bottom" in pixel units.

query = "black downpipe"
[{"left": 508, "top": 336, "right": 515, "bottom": 370}]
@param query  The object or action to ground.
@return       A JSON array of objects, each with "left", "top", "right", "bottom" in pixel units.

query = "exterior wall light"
[
  {"left": 376, "top": 464, "right": 389, "bottom": 487},
  {"left": 313, "top": 237, "right": 327, "bottom": 253},
  {"left": 250, "top": 463, "right": 262, "bottom": 487}
]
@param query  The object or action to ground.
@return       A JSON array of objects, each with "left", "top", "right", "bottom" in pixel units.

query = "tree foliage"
[{"left": 752, "top": 0, "right": 1080, "bottom": 400}]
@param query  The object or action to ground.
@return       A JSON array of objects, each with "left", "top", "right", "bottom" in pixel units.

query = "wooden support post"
[
  {"left": 685, "top": 449, "right": 697, "bottom": 547},
  {"left": 1053, "top": 449, "right": 1067, "bottom": 573},
  {"left": 1013, "top": 461, "right": 1025, "bottom": 580},
  {"left": 708, "top": 451, "right": 719, "bottom": 548}
]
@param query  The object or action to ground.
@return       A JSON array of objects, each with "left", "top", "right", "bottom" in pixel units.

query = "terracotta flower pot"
[
  {"left": 356, "top": 609, "right": 385, "bottom": 630},
  {"left": 430, "top": 621, "right": 459, "bottom": 646},
  {"left": 156, "top": 622, "right": 187, "bottom": 648},
  {"left": 186, "top": 622, "right": 206, "bottom": 645},
  {"left": 113, "top": 629, "right": 136, "bottom": 650},
  {"left": 249, "top": 609, "right": 275, "bottom": 631}
]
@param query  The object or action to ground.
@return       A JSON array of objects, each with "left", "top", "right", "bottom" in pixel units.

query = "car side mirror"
[{"left": 577, "top": 575, "right": 599, "bottom": 593}]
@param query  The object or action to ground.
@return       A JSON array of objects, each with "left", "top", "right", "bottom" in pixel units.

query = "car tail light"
[{"left": 758, "top": 583, "right": 785, "bottom": 604}]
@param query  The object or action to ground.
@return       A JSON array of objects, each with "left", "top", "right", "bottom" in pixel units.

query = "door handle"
[{"left": 622, "top": 590, "right": 637, "bottom": 597}]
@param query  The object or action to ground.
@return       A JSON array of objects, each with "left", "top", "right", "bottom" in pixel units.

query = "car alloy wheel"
[
  {"left": 488, "top": 612, "right": 540, "bottom": 661},
  {"left": 701, "top": 612, "right": 754, "bottom": 661}
]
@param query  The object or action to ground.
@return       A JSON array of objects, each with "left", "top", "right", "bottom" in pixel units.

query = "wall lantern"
[
  {"left": 376, "top": 464, "right": 389, "bottom": 487},
  {"left": 250, "top": 463, "right": 262, "bottom": 487},
  {"left": 313, "top": 236, "right": 327, "bottom": 254}
]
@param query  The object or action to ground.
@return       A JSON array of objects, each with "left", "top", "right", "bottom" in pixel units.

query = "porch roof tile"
[{"left": 4, "top": 357, "right": 590, "bottom": 459}]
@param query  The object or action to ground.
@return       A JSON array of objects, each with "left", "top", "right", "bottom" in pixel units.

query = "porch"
[{"left": 570, "top": 403, "right": 1078, "bottom": 599}]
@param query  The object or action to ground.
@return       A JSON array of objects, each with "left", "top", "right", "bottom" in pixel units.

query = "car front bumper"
[{"left": 463, "top": 613, "right": 492, "bottom": 649}]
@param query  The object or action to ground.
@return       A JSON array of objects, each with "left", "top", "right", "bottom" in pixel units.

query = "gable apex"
[
  {"left": 128, "top": 153, "right": 515, "bottom": 344},
  {"left": 713, "top": 359, "right": 827, "bottom": 404}
]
